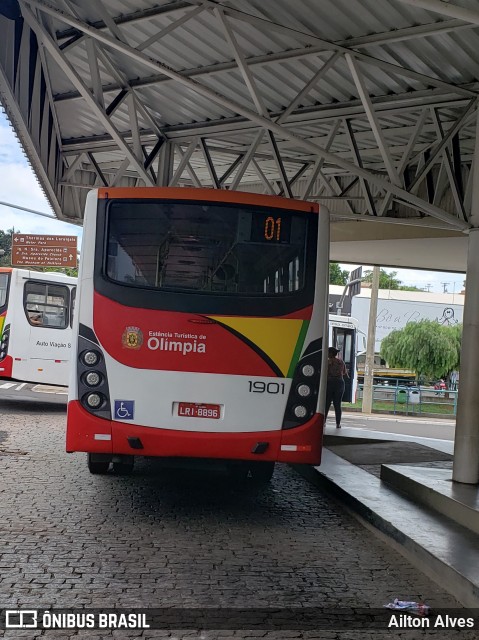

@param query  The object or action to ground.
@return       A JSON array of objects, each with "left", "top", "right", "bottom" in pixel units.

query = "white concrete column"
[
  {"left": 452, "top": 227, "right": 479, "bottom": 483},
  {"left": 362, "top": 266, "right": 380, "bottom": 414},
  {"left": 452, "top": 106, "right": 479, "bottom": 484}
]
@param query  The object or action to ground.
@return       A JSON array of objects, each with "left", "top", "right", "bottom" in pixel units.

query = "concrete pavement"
[{"left": 302, "top": 418, "right": 479, "bottom": 608}]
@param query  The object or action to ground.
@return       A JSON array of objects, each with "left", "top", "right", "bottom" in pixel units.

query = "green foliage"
[
  {"left": 362, "top": 268, "right": 423, "bottom": 291},
  {"left": 329, "top": 262, "right": 349, "bottom": 285},
  {"left": 447, "top": 323, "right": 462, "bottom": 369},
  {"left": 380, "top": 320, "right": 460, "bottom": 380},
  {"left": 38, "top": 266, "right": 78, "bottom": 277},
  {"left": 0, "top": 228, "right": 14, "bottom": 266}
]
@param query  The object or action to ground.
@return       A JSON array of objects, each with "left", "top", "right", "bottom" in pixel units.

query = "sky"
[
  {"left": 0, "top": 111, "right": 82, "bottom": 247},
  {"left": 0, "top": 110, "right": 466, "bottom": 292}
]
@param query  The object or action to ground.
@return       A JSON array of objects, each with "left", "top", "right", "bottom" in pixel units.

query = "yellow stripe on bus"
[{"left": 208, "top": 316, "right": 303, "bottom": 377}]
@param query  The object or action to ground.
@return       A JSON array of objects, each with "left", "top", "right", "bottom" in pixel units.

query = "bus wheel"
[
  {"left": 230, "top": 461, "right": 275, "bottom": 485},
  {"left": 112, "top": 456, "right": 135, "bottom": 475},
  {"left": 248, "top": 461, "right": 275, "bottom": 484},
  {"left": 87, "top": 453, "right": 111, "bottom": 474}
]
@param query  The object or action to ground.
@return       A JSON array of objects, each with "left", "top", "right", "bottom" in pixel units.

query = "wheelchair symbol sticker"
[{"left": 114, "top": 400, "right": 134, "bottom": 420}]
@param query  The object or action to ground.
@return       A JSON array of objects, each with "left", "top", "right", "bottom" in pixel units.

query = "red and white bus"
[
  {"left": 0, "top": 267, "right": 76, "bottom": 386},
  {"left": 66, "top": 188, "right": 330, "bottom": 481}
]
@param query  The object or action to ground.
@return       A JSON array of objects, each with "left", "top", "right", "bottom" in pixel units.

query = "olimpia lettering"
[{"left": 147, "top": 336, "right": 206, "bottom": 355}]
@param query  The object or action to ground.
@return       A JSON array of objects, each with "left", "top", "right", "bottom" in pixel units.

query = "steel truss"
[{"left": 0, "top": 0, "right": 477, "bottom": 232}]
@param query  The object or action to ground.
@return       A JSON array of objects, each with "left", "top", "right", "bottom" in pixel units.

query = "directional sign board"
[
  {"left": 349, "top": 266, "right": 362, "bottom": 297},
  {"left": 12, "top": 234, "right": 77, "bottom": 268}
]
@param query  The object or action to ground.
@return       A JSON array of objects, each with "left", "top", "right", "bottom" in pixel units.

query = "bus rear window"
[
  {"left": 0, "top": 272, "right": 9, "bottom": 310},
  {"left": 105, "top": 201, "right": 309, "bottom": 295}
]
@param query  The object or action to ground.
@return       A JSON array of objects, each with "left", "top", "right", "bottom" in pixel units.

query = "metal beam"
[
  {"left": 19, "top": 2, "right": 155, "bottom": 186},
  {"left": 137, "top": 3, "right": 206, "bottom": 52},
  {"left": 214, "top": 7, "right": 268, "bottom": 117},
  {"left": 409, "top": 99, "right": 477, "bottom": 194},
  {"left": 344, "top": 119, "right": 378, "bottom": 216},
  {"left": 345, "top": 54, "right": 402, "bottom": 187},
  {"left": 394, "top": 0, "right": 479, "bottom": 27},
  {"left": 431, "top": 108, "right": 467, "bottom": 221},
  {"left": 199, "top": 138, "right": 220, "bottom": 188},
  {"left": 186, "top": 0, "right": 477, "bottom": 98},
  {"left": 19, "top": 0, "right": 474, "bottom": 228}
]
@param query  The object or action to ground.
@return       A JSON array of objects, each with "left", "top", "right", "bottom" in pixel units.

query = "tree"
[
  {"left": 38, "top": 266, "right": 78, "bottom": 277},
  {"left": 0, "top": 228, "right": 14, "bottom": 266},
  {"left": 447, "top": 323, "right": 462, "bottom": 370},
  {"left": 362, "top": 268, "right": 423, "bottom": 291},
  {"left": 329, "top": 262, "right": 349, "bottom": 286},
  {"left": 380, "top": 319, "right": 460, "bottom": 381}
]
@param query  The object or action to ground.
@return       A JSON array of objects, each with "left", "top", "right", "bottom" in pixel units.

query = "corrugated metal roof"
[{"left": 0, "top": 0, "right": 477, "bottom": 240}]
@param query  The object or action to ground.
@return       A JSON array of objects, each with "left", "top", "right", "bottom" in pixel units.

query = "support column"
[
  {"left": 452, "top": 227, "right": 479, "bottom": 484},
  {"left": 362, "top": 266, "right": 380, "bottom": 414},
  {"left": 452, "top": 105, "right": 479, "bottom": 485}
]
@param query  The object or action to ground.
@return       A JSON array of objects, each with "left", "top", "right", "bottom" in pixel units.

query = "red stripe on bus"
[
  {"left": 0, "top": 355, "right": 13, "bottom": 377},
  {"left": 279, "top": 306, "right": 313, "bottom": 320},
  {"left": 93, "top": 293, "right": 281, "bottom": 377}
]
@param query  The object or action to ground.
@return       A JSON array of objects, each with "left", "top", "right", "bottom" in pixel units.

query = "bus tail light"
[
  {"left": 282, "top": 338, "right": 322, "bottom": 430},
  {"left": 0, "top": 324, "right": 10, "bottom": 360},
  {"left": 77, "top": 328, "right": 111, "bottom": 420}
]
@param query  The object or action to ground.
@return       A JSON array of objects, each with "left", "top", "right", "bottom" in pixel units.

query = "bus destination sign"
[{"left": 12, "top": 234, "right": 78, "bottom": 268}]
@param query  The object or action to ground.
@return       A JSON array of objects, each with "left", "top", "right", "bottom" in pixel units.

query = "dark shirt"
[{"left": 327, "top": 356, "right": 347, "bottom": 379}]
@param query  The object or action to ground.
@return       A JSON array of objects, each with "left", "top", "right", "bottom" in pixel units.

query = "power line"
[{"left": 441, "top": 282, "right": 450, "bottom": 293}]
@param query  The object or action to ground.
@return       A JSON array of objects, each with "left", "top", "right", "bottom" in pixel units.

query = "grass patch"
[{"left": 346, "top": 399, "right": 455, "bottom": 415}]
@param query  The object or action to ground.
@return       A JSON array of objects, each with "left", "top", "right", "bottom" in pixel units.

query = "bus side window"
[
  {"left": 24, "top": 281, "right": 70, "bottom": 329},
  {"left": 29, "top": 311, "right": 43, "bottom": 326},
  {"left": 70, "top": 286, "right": 77, "bottom": 327}
]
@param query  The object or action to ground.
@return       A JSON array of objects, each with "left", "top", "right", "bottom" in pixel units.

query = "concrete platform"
[
  {"left": 299, "top": 426, "right": 479, "bottom": 608},
  {"left": 381, "top": 465, "right": 479, "bottom": 536}
]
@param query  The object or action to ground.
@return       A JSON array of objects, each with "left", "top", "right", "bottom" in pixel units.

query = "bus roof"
[
  {"left": 1, "top": 267, "right": 76, "bottom": 283},
  {"left": 96, "top": 187, "right": 319, "bottom": 214}
]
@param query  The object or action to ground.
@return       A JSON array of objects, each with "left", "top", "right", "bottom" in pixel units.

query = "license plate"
[{"left": 178, "top": 402, "right": 221, "bottom": 419}]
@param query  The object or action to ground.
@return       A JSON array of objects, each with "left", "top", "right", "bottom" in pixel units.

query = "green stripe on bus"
[{"left": 287, "top": 320, "right": 310, "bottom": 378}]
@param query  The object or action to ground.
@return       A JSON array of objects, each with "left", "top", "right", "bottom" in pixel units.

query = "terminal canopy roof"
[{"left": 1, "top": 0, "right": 478, "bottom": 270}]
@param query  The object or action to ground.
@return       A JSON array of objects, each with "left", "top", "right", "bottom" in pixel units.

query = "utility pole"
[{"left": 362, "top": 266, "right": 380, "bottom": 414}]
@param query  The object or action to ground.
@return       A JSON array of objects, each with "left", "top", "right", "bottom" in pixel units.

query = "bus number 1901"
[{"left": 248, "top": 381, "right": 285, "bottom": 394}]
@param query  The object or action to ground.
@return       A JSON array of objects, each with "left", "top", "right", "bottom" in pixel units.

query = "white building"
[{"left": 329, "top": 285, "right": 464, "bottom": 352}]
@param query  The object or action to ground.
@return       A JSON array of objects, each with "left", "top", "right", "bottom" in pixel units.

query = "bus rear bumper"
[
  {"left": 66, "top": 400, "right": 323, "bottom": 464},
  {"left": 0, "top": 355, "right": 13, "bottom": 378}
]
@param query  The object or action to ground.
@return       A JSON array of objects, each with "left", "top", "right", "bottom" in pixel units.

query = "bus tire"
[
  {"left": 112, "top": 456, "right": 135, "bottom": 475},
  {"left": 248, "top": 461, "right": 275, "bottom": 484},
  {"left": 230, "top": 461, "right": 275, "bottom": 485},
  {"left": 87, "top": 453, "right": 111, "bottom": 474}
]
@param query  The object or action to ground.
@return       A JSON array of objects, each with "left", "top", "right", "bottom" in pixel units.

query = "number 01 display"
[{"left": 264, "top": 216, "right": 282, "bottom": 241}]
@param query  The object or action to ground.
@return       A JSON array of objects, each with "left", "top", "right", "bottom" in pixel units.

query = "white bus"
[
  {"left": 329, "top": 314, "right": 359, "bottom": 402},
  {"left": 66, "top": 187, "right": 331, "bottom": 479},
  {"left": 0, "top": 267, "right": 77, "bottom": 386}
]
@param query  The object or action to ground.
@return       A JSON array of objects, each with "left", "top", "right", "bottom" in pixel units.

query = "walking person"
[{"left": 325, "top": 346, "right": 348, "bottom": 429}]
